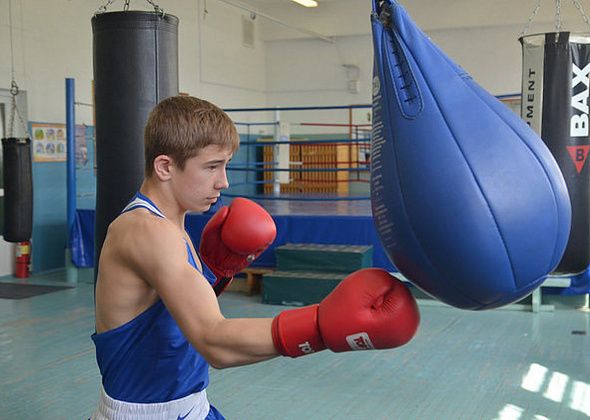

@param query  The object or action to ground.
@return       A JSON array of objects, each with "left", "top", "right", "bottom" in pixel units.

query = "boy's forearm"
[{"left": 200, "top": 317, "right": 278, "bottom": 369}]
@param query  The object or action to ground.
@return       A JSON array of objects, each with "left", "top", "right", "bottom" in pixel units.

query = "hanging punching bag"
[
  {"left": 520, "top": 32, "right": 590, "bottom": 275},
  {"left": 92, "top": 11, "right": 179, "bottom": 279},
  {"left": 370, "top": 1, "right": 572, "bottom": 310},
  {"left": 2, "top": 137, "right": 33, "bottom": 243}
]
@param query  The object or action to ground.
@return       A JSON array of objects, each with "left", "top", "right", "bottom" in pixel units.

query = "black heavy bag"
[
  {"left": 371, "top": 1, "right": 572, "bottom": 310},
  {"left": 521, "top": 32, "right": 590, "bottom": 275},
  {"left": 2, "top": 137, "right": 33, "bottom": 242},
  {"left": 92, "top": 11, "right": 179, "bottom": 276}
]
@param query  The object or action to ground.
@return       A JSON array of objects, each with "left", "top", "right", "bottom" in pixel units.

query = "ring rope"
[
  {"left": 239, "top": 138, "right": 370, "bottom": 146},
  {"left": 228, "top": 167, "right": 368, "bottom": 173},
  {"left": 221, "top": 193, "right": 370, "bottom": 201}
]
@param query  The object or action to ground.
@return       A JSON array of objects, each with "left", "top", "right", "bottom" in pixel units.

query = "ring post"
[
  {"left": 65, "top": 78, "right": 78, "bottom": 284},
  {"left": 273, "top": 109, "right": 281, "bottom": 196},
  {"left": 272, "top": 109, "right": 291, "bottom": 196}
]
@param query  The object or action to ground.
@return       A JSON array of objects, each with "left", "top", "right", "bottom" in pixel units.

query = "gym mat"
[{"left": 0, "top": 283, "right": 73, "bottom": 300}]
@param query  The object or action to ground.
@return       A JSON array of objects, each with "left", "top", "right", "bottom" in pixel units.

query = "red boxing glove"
[
  {"left": 200, "top": 198, "right": 277, "bottom": 295},
  {"left": 271, "top": 268, "right": 419, "bottom": 357}
]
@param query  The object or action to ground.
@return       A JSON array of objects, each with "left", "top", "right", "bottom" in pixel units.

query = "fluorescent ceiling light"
[{"left": 291, "top": 0, "right": 318, "bottom": 7}]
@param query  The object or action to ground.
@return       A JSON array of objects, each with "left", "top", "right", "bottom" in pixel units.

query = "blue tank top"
[{"left": 92, "top": 192, "right": 217, "bottom": 403}]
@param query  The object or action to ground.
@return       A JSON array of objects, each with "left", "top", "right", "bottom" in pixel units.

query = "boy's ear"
[{"left": 153, "top": 155, "right": 174, "bottom": 180}]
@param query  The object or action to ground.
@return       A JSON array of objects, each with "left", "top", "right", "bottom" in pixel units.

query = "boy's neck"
[{"left": 139, "top": 178, "right": 187, "bottom": 229}]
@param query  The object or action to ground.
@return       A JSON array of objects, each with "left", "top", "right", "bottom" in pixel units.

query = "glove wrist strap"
[{"left": 271, "top": 304, "right": 326, "bottom": 357}]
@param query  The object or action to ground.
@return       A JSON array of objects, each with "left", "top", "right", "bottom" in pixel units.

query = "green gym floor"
[{"left": 1, "top": 271, "right": 589, "bottom": 420}]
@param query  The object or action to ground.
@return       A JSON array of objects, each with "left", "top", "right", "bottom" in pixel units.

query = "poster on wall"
[
  {"left": 32, "top": 123, "right": 88, "bottom": 163},
  {"left": 75, "top": 124, "right": 89, "bottom": 167},
  {"left": 32, "top": 123, "right": 67, "bottom": 162}
]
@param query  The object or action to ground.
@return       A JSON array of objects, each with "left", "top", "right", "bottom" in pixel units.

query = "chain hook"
[{"left": 10, "top": 80, "right": 19, "bottom": 97}]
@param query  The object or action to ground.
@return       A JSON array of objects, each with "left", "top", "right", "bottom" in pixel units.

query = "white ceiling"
[{"left": 216, "top": 0, "right": 590, "bottom": 42}]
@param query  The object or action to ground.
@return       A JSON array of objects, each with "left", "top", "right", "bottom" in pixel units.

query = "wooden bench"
[{"left": 227, "top": 267, "right": 274, "bottom": 295}]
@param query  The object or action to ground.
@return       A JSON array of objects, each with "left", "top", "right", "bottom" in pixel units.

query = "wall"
[
  {"left": 28, "top": 124, "right": 96, "bottom": 273},
  {"left": 0, "top": 0, "right": 270, "bottom": 128},
  {"left": 0, "top": 0, "right": 268, "bottom": 274},
  {"left": 265, "top": 23, "right": 535, "bottom": 113}
]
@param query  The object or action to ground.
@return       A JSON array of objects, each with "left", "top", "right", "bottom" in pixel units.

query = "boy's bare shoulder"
[
  {"left": 103, "top": 209, "right": 192, "bottom": 289},
  {"left": 105, "top": 209, "right": 182, "bottom": 255}
]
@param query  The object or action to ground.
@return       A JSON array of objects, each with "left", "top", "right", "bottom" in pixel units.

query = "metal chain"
[
  {"left": 7, "top": 0, "right": 29, "bottom": 138},
  {"left": 572, "top": 0, "right": 590, "bottom": 31},
  {"left": 519, "top": 0, "right": 543, "bottom": 38},
  {"left": 9, "top": 82, "right": 29, "bottom": 139},
  {"left": 555, "top": 0, "right": 562, "bottom": 31},
  {"left": 9, "top": 0, "right": 15, "bottom": 83},
  {"left": 8, "top": 85, "right": 16, "bottom": 138},
  {"left": 96, "top": 0, "right": 164, "bottom": 16},
  {"left": 145, "top": 0, "right": 165, "bottom": 16},
  {"left": 97, "top": 0, "right": 116, "bottom": 14}
]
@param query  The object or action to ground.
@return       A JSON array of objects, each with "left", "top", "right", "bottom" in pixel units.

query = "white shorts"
[{"left": 91, "top": 385, "right": 210, "bottom": 420}]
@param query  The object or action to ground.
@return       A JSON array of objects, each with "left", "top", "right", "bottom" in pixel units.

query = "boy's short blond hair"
[{"left": 144, "top": 96, "right": 239, "bottom": 177}]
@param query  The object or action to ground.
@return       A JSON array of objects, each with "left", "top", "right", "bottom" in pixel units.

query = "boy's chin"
[
  {"left": 196, "top": 203, "right": 212, "bottom": 213},
  {"left": 184, "top": 203, "right": 211, "bottom": 213}
]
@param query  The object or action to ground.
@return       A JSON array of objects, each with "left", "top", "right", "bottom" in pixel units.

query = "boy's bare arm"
[{"left": 133, "top": 221, "right": 278, "bottom": 369}]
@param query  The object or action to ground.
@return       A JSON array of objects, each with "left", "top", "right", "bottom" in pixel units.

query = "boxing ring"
[
  {"left": 73, "top": 203, "right": 395, "bottom": 271},
  {"left": 68, "top": 99, "right": 589, "bottom": 308},
  {"left": 71, "top": 104, "right": 396, "bottom": 272}
]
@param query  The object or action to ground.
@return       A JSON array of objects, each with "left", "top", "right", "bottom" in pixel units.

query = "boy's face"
[{"left": 171, "top": 144, "right": 233, "bottom": 213}]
